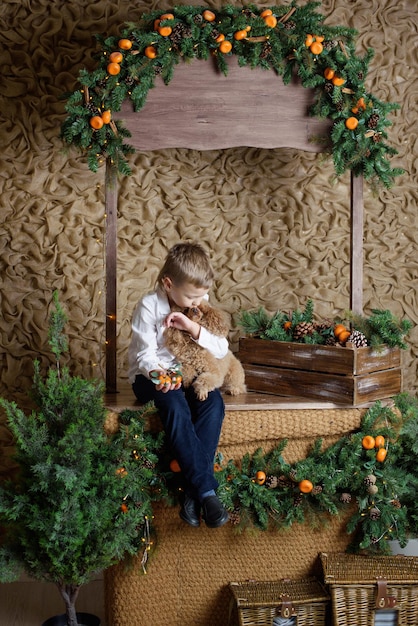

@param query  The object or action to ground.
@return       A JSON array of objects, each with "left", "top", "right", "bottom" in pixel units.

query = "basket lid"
[
  {"left": 229, "top": 577, "right": 329, "bottom": 608},
  {"left": 320, "top": 552, "right": 418, "bottom": 584}
]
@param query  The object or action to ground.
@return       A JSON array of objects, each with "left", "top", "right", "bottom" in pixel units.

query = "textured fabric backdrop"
[{"left": 0, "top": 0, "right": 416, "bottom": 466}]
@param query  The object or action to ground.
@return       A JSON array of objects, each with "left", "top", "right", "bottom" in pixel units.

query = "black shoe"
[
  {"left": 179, "top": 494, "right": 201, "bottom": 527},
  {"left": 201, "top": 495, "right": 229, "bottom": 528}
]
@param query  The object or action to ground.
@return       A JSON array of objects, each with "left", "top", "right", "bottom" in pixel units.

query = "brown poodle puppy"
[{"left": 164, "top": 301, "right": 246, "bottom": 400}]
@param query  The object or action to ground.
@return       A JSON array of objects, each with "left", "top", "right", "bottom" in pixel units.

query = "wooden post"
[
  {"left": 105, "top": 160, "right": 118, "bottom": 393},
  {"left": 350, "top": 172, "right": 364, "bottom": 315}
]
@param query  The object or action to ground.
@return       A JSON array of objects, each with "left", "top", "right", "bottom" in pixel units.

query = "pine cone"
[
  {"left": 372, "top": 132, "right": 382, "bottom": 143},
  {"left": 364, "top": 474, "right": 377, "bottom": 486},
  {"left": 293, "top": 494, "right": 303, "bottom": 507},
  {"left": 347, "top": 330, "right": 368, "bottom": 347},
  {"left": 242, "top": 8, "right": 257, "bottom": 19},
  {"left": 368, "top": 113, "right": 380, "bottom": 129},
  {"left": 293, "top": 321, "right": 315, "bottom": 340},
  {"left": 370, "top": 507, "right": 381, "bottom": 520},
  {"left": 278, "top": 474, "right": 292, "bottom": 487},
  {"left": 265, "top": 475, "right": 279, "bottom": 489},
  {"left": 340, "top": 492, "right": 352, "bottom": 504},
  {"left": 86, "top": 102, "right": 100, "bottom": 115},
  {"left": 229, "top": 506, "right": 241, "bottom": 525},
  {"left": 324, "top": 39, "right": 338, "bottom": 50},
  {"left": 324, "top": 82, "right": 333, "bottom": 94},
  {"left": 391, "top": 499, "right": 402, "bottom": 509},
  {"left": 284, "top": 20, "right": 296, "bottom": 29},
  {"left": 312, "top": 485, "right": 323, "bottom": 495},
  {"left": 325, "top": 336, "right": 337, "bottom": 346},
  {"left": 171, "top": 23, "right": 192, "bottom": 44},
  {"left": 260, "top": 42, "right": 272, "bottom": 60}
]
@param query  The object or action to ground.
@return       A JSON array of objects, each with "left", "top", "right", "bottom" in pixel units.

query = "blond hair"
[{"left": 156, "top": 242, "right": 214, "bottom": 289}]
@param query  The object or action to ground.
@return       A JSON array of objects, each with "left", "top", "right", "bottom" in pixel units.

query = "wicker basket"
[
  {"left": 229, "top": 577, "right": 329, "bottom": 626},
  {"left": 320, "top": 552, "right": 418, "bottom": 626}
]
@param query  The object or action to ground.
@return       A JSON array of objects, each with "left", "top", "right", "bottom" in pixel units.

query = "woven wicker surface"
[
  {"left": 229, "top": 577, "right": 329, "bottom": 626},
  {"left": 321, "top": 553, "right": 418, "bottom": 626},
  {"left": 229, "top": 577, "right": 329, "bottom": 606},
  {"left": 105, "top": 503, "right": 354, "bottom": 626},
  {"left": 321, "top": 552, "right": 418, "bottom": 584}
]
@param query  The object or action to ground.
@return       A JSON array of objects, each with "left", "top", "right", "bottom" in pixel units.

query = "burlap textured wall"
[{"left": 0, "top": 0, "right": 416, "bottom": 411}]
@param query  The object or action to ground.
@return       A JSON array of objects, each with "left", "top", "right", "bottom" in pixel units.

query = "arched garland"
[
  {"left": 61, "top": 2, "right": 404, "bottom": 188},
  {"left": 110, "top": 393, "right": 418, "bottom": 557}
]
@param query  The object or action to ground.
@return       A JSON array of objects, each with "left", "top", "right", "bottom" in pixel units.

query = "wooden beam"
[
  {"left": 105, "top": 160, "right": 118, "bottom": 393},
  {"left": 350, "top": 172, "right": 364, "bottom": 315}
]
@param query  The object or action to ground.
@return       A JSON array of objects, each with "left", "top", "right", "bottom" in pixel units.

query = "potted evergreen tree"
[{"left": 0, "top": 292, "right": 163, "bottom": 626}]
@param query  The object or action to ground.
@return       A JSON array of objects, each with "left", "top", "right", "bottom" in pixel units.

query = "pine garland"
[
  {"left": 121, "top": 393, "right": 418, "bottom": 555},
  {"left": 238, "top": 301, "right": 412, "bottom": 348},
  {"left": 61, "top": 2, "right": 403, "bottom": 188}
]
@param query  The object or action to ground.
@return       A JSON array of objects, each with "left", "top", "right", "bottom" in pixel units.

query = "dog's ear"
[{"left": 198, "top": 305, "right": 230, "bottom": 337}]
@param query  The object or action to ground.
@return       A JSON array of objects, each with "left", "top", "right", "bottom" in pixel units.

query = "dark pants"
[{"left": 132, "top": 375, "right": 225, "bottom": 501}]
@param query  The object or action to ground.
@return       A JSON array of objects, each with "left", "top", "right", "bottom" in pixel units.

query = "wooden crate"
[{"left": 238, "top": 338, "right": 401, "bottom": 405}]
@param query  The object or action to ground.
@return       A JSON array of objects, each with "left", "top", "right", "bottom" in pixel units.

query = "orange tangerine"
[
  {"left": 324, "top": 67, "right": 335, "bottom": 80},
  {"left": 169, "top": 459, "right": 182, "bottom": 473},
  {"left": 107, "top": 62, "right": 121, "bottom": 75},
  {"left": 144, "top": 45, "right": 157, "bottom": 59},
  {"left": 109, "top": 51, "right": 123, "bottom": 63},
  {"left": 334, "top": 324, "right": 347, "bottom": 338},
  {"left": 305, "top": 34, "right": 314, "bottom": 47},
  {"left": 264, "top": 14, "right": 277, "bottom": 28},
  {"left": 376, "top": 448, "right": 387, "bottom": 462},
  {"left": 160, "top": 13, "right": 174, "bottom": 20},
  {"left": 345, "top": 116, "right": 359, "bottom": 130},
  {"left": 310, "top": 41, "right": 323, "bottom": 55},
  {"left": 332, "top": 76, "right": 346, "bottom": 86},
  {"left": 118, "top": 38, "right": 132, "bottom": 50},
  {"left": 338, "top": 330, "right": 351, "bottom": 344},
  {"left": 314, "top": 35, "right": 325, "bottom": 42},
  {"left": 203, "top": 9, "right": 216, "bottom": 22},
  {"left": 299, "top": 479, "right": 314, "bottom": 494},
  {"left": 89, "top": 115, "right": 104, "bottom": 130},
  {"left": 101, "top": 110, "right": 112, "bottom": 124},
  {"left": 215, "top": 33, "right": 225, "bottom": 43},
  {"left": 219, "top": 40, "right": 232, "bottom": 54},
  {"left": 260, "top": 9, "right": 273, "bottom": 17},
  {"left": 255, "top": 470, "right": 267, "bottom": 485},
  {"left": 375, "top": 435, "right": 386, "bottom": 448},
  {"left": 362, "top": 435, "right": 376, "bottom": 450},
  {"left": 158, "top": 25, "right": 172, "bottom": 37},
  {"left": 234, "top": 29, "right": 248, "bottom": 40}
]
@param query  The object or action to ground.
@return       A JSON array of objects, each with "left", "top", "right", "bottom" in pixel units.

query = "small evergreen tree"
[{"left": 0, "top": 292, "right": 163, "bottom": 626}]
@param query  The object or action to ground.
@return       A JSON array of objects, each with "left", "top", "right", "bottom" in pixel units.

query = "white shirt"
[{"left": 128, "top": 289, "right": 229, "bottom": 384}]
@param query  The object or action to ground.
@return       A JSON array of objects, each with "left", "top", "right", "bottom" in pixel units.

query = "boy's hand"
[
  {"left": 149, "top": 369, "right": 182, "bottom": 393},
  {"left": 164, "top": 311, "right": 200, "bottom": 340}
]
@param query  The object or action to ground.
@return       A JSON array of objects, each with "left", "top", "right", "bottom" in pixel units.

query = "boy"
[{"left": 128, "top": 242, "right": 229, "bottom": 528}]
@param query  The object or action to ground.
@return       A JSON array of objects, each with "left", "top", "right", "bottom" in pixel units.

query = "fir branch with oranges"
[
  {"left": 238, "top": 300, "right": 412, "bottom": 349},
  {"left": 61, "top": 2, "right": 403, "bottom": 187}
]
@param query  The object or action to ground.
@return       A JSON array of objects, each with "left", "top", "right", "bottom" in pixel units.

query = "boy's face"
[{"left": 163, "top": 278, "right": 208, "bottom": 309}]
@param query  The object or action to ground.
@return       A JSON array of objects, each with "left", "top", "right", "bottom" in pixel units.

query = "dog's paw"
[
  {"left": 223, "top": 384, "right": 247, "bottom": 396},
  {"left": 192, "top": 376, "right": 215, "bottom": 401}
]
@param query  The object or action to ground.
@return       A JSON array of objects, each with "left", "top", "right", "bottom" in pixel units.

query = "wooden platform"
[{"left": 104, "top": 384, "right": 383, "bottom": 413}]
